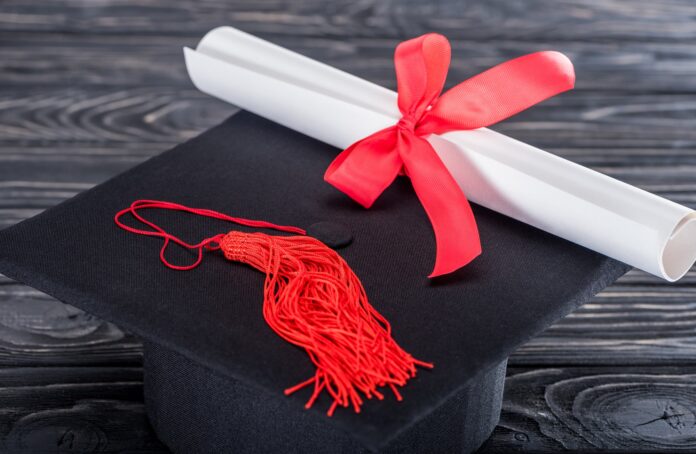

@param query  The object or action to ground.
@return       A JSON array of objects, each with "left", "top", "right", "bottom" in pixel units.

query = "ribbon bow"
[{"left": 325, "top": 33, "right": 575, "bottom": 277}]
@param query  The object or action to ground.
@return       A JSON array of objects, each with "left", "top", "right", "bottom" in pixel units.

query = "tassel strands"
[
  {"left": 115, "top": 200, "right": 432, "bottom": 416},
  {"left": 221, "top": 231, "right": 433, "bottom": 415}
]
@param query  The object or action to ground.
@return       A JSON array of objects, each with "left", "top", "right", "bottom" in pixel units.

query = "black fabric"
[
  {"left": 0, "top": 112, "right": 630, "bottom": 451},
  {"left": 144, "top": 342, "right": 506, "bottom": 454},
  {"left": 306, "top": 221, "right": 353, "bottom": 249}
]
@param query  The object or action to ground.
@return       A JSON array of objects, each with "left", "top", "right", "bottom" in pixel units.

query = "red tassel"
[{"left": 115, "top": 200, "right": 432, "bottom": 416}]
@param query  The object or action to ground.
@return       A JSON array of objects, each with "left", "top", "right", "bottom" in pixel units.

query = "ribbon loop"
[
  {"left": 417, "top": 50, "right": 576, "bottom": 135},
  {"left": 324, "top": 33, "right": 576, "bottom": 277},
  {"left": 395, "top": 34, "right": 451, "bottom": 119}
]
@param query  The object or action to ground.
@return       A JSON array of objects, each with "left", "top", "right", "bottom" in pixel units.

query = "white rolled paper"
[{"left": 184, "top": 26, "right": 696, "bottom": 282}]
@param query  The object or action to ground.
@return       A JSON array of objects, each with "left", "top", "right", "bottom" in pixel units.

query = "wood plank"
[
  {"left": 0, "top": 364, "right": 694, "bottom": 453},
  {"left": 0, "top": 88, "right": 222, "bottom": 145},
  {"left": 480, "top": 366, "right": 696, "bottom": 452},
  {"left": 0, "top": 366, "right": 167, "bottom": 453},
  {"left": 511, "top": 271, "right": 696, "bottom": 366},
  {"left": 1, "top": 0, "right": 695, "bottom": 42},
  {"left": 3, "top": 33, "right": 696, "bottom": 93},
  {"left": 2, "top": 88, "right": 268, "bottom": 147},
  {"left": 0, "top": 275, "right": 142, "bottom": 366},
  {"left": 2, "top": 88, "right": 696, "bottom": 149}
]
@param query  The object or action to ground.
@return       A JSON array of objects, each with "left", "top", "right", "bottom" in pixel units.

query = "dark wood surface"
[{"left": 1, "top": 1, "right": 695, "bottom": 452}]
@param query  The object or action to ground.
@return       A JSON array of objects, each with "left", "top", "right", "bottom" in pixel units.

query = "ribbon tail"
[
  {"left": 325, "top": 128, "right": 402, "bottom": 209},
  {"left": 400, "top": 135, "right": 481, "bottom": 277},
  {"left": 418, "top": 51, "right": 575, "bottom": 134}
]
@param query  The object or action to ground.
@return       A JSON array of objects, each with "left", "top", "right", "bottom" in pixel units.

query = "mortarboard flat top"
[{"left": 0, "top": 112, "right": 629, "bottom": 451}]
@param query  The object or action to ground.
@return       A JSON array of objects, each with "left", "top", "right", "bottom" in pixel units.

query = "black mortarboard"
[{"left": 0, "top": 111, "right": 629, "bottom": 453}]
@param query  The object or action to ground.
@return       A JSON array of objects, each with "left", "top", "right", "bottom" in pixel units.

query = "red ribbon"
[{"left": 324, "top": 34, "right": 575, "bottom": 277}]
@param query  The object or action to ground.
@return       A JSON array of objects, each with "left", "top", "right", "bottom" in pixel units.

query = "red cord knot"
[
  {"left": 203, "top": 233, "right": 226, "bottom": 251},
  {"left": 396, "top": 114, "right": 418, "bottom": 133},
  {"left": 220, "top": 231, "right": 249, "bottom": 263}
]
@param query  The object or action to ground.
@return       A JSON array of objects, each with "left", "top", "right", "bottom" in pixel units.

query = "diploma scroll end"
[{"left": 661, "top": 212, "right": 696, "bottom": 282}]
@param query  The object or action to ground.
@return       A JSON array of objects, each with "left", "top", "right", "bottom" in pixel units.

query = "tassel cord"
[{"left": 114, "top": 199, "right": 305, "bottom": 270}]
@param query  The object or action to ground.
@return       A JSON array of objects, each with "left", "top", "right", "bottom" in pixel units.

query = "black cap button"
[{"left": 306, "top": 222, "right": 353, "bottom": 249}]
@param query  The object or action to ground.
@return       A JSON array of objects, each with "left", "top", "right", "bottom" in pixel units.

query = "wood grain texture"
[
  {"left": 4, "top": 33, "right": 696, "bottom": 92},
  {"left": 480, "top": 367, "right": 696, "bottom": 452},
  {"left": 0, "top": 275, "right": 142, "bottom": 367},
  {"left": 1, "top": 0, "right": 696, "bottom": 42},
  {"left": 3, "top": 89, "right": 696, "bottom": 155},
  {"left": 0, "top": 0, "right": 695, "bottom": 452},
  {"left": 511, "top": 271, "right": 696, "bottom": 366},
  {"left": 0, "top": 367, "right": 166, "bottom": 453},
  {"left": 1, "top": 364, "right": 694, "bottom": 453}
]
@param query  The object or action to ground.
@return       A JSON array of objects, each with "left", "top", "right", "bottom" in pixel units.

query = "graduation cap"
[{"left": 0, "top": 111, "right": 629, "bottom": 453}]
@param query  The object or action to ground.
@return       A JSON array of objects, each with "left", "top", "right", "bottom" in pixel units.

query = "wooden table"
[{"left": 1, "top": 1, "right": 695, "bottom": 452}]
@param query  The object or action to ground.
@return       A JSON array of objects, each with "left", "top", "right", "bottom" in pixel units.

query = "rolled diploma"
[{"left": 184, "top": 26, "right": 696, "bottom": 282}]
